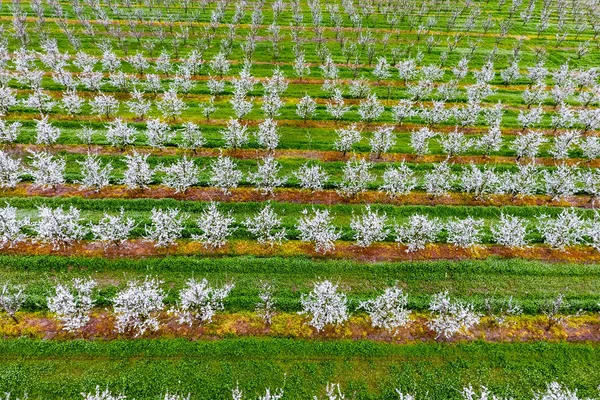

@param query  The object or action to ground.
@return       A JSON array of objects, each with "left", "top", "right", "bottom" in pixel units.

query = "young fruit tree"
[
  {"left": 294, "top": 163, "right": 329, "bottom": 191},
  {"left": 113, "top": 277, "right": 166, "bottom": 337},
  {"left": 359, "top": 286, "right": 412, "bottom": 335},
  {"left": 427, "top": 291, "right": 481, "bottom": 340},
  {"left": 256, "top": 281, "right": 276, "bottom": 325},
  {"left": 90, "top": 209, "right": 136, "bottom": 249},
  {"left": 446, "top": 217, "right": 485, "bottom": 248},
  {"left": 47, "top": 278, "right": 96, "bottom": 333},
  {"left": 243, "top": 203, "right": 287, "bottom": 246},
  {"left": 0, "top": 283, "right": 26, "bottom": 323},
  {"left": 350, "top": 205, "right": 390, "bottom": 247},
  {"left": 491, "top": 214, "right": 529, "bottom": 248},
  {"left": 144, "top": 208, "right": 188, "bottom": 248},
  {"left": 34, "top": 205, "right": 86, "bottom": 250},
  {"left": 76, "top": 154, "right": 113, "bottom": 191},
  {"left": 299, "top": 280, "right": 349, "bottom": 332},
  {"left": 193, "top": 202, "right": 236, "bottom": 249},
  {"left": 0, "top": 204, "right": 29, "bottom": 248},
  {"left": 394, "top": 214, "right": 443, "bottom": 253},
  {"left": 297, "top": 208, "right": 342, "bottom": 253},
  {"left": 158, "top": 156, "right": 200, "bottom": 193},
  {"left": 379, "top": 163, "right": 418, "bottom": 198},
  {"left": 170, "top": 278, "right": 234, "bottom": 326},
  {"left": 209, "top": 153, "right": 244, "bottom": 195},
  {"left": 121, "top": 151, "right": 154, "bottom": 190}
]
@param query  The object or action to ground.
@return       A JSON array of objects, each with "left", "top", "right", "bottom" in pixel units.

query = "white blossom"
[
  {"left": 410, "top": 127, "right": 437, "bottom": 155},
  {"left": 0, "top": 283, "right": 26, "bottom": 323},
  {"left": 533, "top": 382, "right": 586, "bottom": 400},
  {"left": 156, "top": 89, "right": 187, "bottom": 120},
  {"left": 89, "top": 92, "right": 120, "bottom": 118},
  {"left": 326, "top": 89, "right": 350, "bottom": 120},
  {"left": 193, "top": 202, "right": 236, "bottom": 249},
  {"left": 550, "top": 130, "right": 580, "bottom": 159},
  {"left": 542, "top": 164, "right": 580, "bottom": 200},
  {"left": 113, "top": 277, "right": 165, "bottom": 336},
  {"left": 537, "top": 208, "right": 587, "bottom": 250},
  {"left": 337, "top": 156, "right": 373, "bottom": 197},
  {"left": 34, "top": 205, "right": 86, "bottom": 249},
  {"left": 256, "top": 119, "right": 280, "bottom": 151},
  {"left": 350, "top": 205, "right": 389, "bottom": 247},
  {"left": 297, "top": 208, "right": 341, "bottom": 253},
  {"left": 145, "top": 118, "right": 175, "bottom": 148},
  {"left": 159, "top": 157, "right": 200, "bottom": 193},
  {"left": 380, "top": 163, "right": 417, "bottom": 198},
  {"left": 333, "top": 124, "right": 362, "bottom": 155},
  {"left": 209, "top": 153, "right": 243, "bottom": 195},
  {"left": 90, "top": 209, "right": 136, "bottom": 248},
  {"left": 370, "top": 125, "right": 396, "bottom": 158},
  {"left": 126, "top": 89, "right": 151, "bottom": 119},
  {"left": 446, "top": 217, "right": 485, "bottom": 248},
  {"left": 248, "top": 156, "right": 287, "bottom": 195},
  {"left": 171, "top": 278, "right": 234, "bottom": 325},
  {"left": 296, "top": 95, "right": 317, "bottom": 121},
  {"left": 439, "top": 129, "right": 472, "bottom": 158},
  {"left": 460, "top": 164, "right": 501, "bottom": 199},
  {"left": 47, "top": 278, "right": 96, "bottom": 332},
  {"left": 359, "top": 286, "right": 411, "bottom": 335},
  {"left": 294, "top": 163, "right": 329, "bottom": 191},
  {"left": 580, "top": 136, "right": 600, "bottom": 160},
  {"left": 143, "top": 207, "right": 188, "bottom": 248},
  {"left": 76, "top": 154, "right": 113, "bottom": 191},
  {"left": 256, "top": 281, "right": 276, "bottom": 325},
  {"left": 35, "top": 115, "right": 61, "bottom": 146},
  {"left": 475, "top": 126, "right": 503, "bottom": 156},
  {"left": 428, "top": 291, "right": 480, "bottom": 339},
  {"left": 394, "top": 214, "right": 442, "bottom": 252},
  {"left": 28, "top": 151, "right": 65, "bottom": 189},
  {"left": 261, "top": 91, "right": 284, "bottom": 118},
  {"left": 81, "top": 386, "right": 126, "bottom": 400},
  {"left": 121, "top": 151, "right": 154, "bottom": 190},
  {"left": 178, "top": 122, "right": 206, "bottom": 150},
  {"left": 0, "top": 151, "right": 24, "bottom": 188},
  {"left": 424, "top": 162, "right": 453, "bottom": 197},
  {"left": 358, "top": 93, "right": 384, "bottom": 122},
  {"left": 391, "top": 99, "right": 416, "bottom": 124},
  {"left": 299, "top": 280, "right": 349, "bottom": 331},
  {"left": 512, "top": 131, "right": 548, "bottom": 159},
  {"left": 221, "top": 119, "right": 250, "bottom": 149},
  {"left": 243, "top": 203, "right": 286, "bottom": 246},
  {"left": 501, "top": 162, "right": 540, "bottom": 196},
  {"left": 0, "top": 204, "right": 29, "bottom": 248},
  {"left": 105, "top": 119, "right": 137, "bottom": 149},
  {"left": 491, "top": 214, "right": 529, "bottom": 247}
]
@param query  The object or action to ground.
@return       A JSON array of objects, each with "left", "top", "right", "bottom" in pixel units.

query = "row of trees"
[
  {"left": 0, "top": 278, "right": 523, "bottom": 339},
  {"left": 6, "top": 0, "right": 600, "bottom": 65},
  {"left": 6, "top": 117, "right": 600, "bottom": 162},
  {"left": 1, "top": 43, "right": 600, "bottom": 126},
  {"left": 0, "top": 203, "right": 598, "bottom": 252},
  {"left": 4, "top": 150, "right": 600, "bottom": 201}
]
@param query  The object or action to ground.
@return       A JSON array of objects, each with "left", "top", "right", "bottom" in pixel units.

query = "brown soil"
[{"left": 4, "top": 240, "right": 600, "bottom": 263}]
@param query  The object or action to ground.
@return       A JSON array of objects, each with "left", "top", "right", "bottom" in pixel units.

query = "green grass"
[{"left": 0, "top": 338, "right": 599, "bottom": 399}]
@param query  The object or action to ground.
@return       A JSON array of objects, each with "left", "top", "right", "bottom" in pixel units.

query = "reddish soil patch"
[
  {"left": 3, "top": 240, "right": 600, "bottom": 263},
  {"left": 2, "top": 183, "right": 595, "bottom": 209},
  {"left": 5, "top": 312, "right": 600, "bottom": 343}
]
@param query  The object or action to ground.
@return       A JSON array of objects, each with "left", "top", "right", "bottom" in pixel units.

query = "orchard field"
[{"left": 0, "top": 0, "right": 600, "bottom": 398}]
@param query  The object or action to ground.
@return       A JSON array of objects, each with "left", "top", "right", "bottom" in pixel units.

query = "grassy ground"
[{"left": 0, "top": 338, "right": 599, "bottom": 399}]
